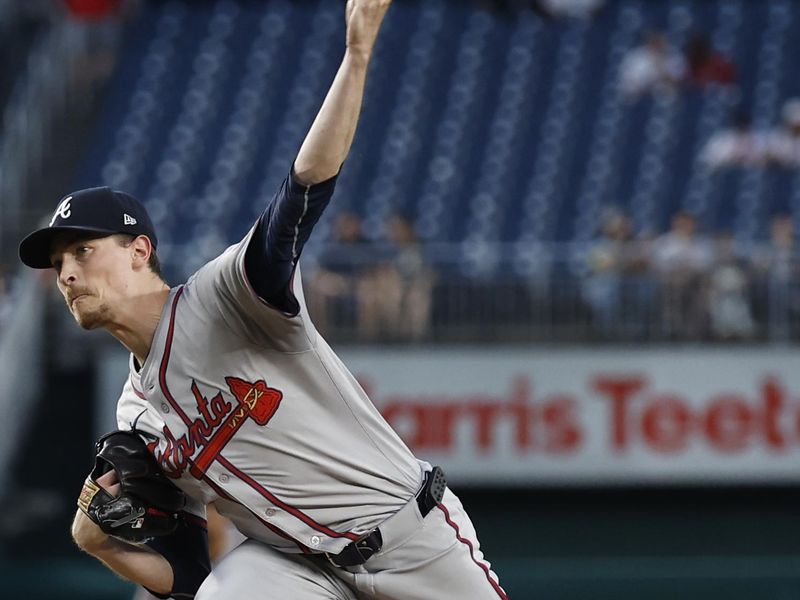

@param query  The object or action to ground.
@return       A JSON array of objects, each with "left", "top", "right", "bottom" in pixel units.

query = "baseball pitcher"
[{"left": 19, "top": 1, "right": 506, "bottom": 598}]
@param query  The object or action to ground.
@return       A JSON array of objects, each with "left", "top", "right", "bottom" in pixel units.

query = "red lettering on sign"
[
  {"left": 366, "top": 371, "right": 800, "bottom": 458},
  {"left": 542, "top": 396, "right": 582, "bottom": 452},
  {"left": 763, "top": 378, "right": 786, "bottom": 449},
  {"left": 591, "top": 375, "right": 795, "bottom": 455},
  {"left": 642, "top": 395, "right": 691, "bottom": 453},
  {"left": 470, "top": 401, "right": 503, "bottom": 451},
  {"left": 704, "top": 394, "right": 753, "bottom": 452},
  {"left": 376, "top": 376, "right": 581, "bottom": 455},
  {"left": 592, "top": 376, "right": 645, "bottom": 451},
  {"left": 508, "top": 378, "right": 534, "bottom": 447}
]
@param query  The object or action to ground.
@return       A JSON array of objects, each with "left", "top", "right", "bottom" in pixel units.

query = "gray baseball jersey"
[{"left": 116, "top": 224, "right": 428, "bottom": 555}]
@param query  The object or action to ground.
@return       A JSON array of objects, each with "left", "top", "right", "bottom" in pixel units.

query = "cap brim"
[{"left": 19, "top": 226, "right": 117, "bottom": 269}]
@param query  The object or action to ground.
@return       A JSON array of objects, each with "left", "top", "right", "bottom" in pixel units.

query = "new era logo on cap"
[{"left": 18, "top": 186, "right": 158, "bottom": 269}]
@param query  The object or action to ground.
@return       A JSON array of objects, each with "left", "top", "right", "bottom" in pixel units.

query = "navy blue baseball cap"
[{"left": 19, "top": 186, "right": 158, "bottom": 269}]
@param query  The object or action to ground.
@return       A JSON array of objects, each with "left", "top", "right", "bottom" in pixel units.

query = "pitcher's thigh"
[
  {"left": 369, "top": 489, "right": 508, "bottom": 600},
  {"left": 197, "top": 539, "right": 358, "bottom": 600}
]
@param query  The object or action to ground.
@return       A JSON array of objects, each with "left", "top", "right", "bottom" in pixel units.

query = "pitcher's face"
[{"left": 50, "top": 234, "right": 136, "bottom": 330}]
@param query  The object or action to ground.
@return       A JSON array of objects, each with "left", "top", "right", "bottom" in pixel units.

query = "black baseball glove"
[{"left": 77, "top": 430, "right": 186, "bottom": 543}]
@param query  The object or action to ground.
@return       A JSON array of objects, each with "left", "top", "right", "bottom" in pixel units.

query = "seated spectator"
[
  {"left": 307, "top": 212, "right": 372, "bottom": 335},
  {"left": 752, "top": 214, "right": 795, "bottom": 276},
  {"left": 581, "top": 209, "right": 651, "bottom": 338},
  {"left": 707, "top": 232, "right": 754, "bottom": 340},
  {"left": 358, "top": 214, "right": 435, "bottom": 342},
  {"left": 651, "top": 211, "right": 713, "bottom": 339},
  {"left": 699, "top": 110, "right": 769, "bottom": 170},
  {"left": 751, "top": 214, "right": 800, "bottom": 340},
  {"left": 765, "top": 98, "right": 800, "bottom": 168},
  {"left": 619, "top": 31, "right": 685, "bottom": 100},
  {"left": 684, "top": 32, "right": 737, "bottom": 88}
]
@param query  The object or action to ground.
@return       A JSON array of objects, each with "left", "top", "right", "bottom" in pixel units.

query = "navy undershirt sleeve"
[
  {"left": 244, "top": 168, "right": 338, "bottom": 315},
  {"left": 143, "top": 515, "right": 211, "bottom": 599}
]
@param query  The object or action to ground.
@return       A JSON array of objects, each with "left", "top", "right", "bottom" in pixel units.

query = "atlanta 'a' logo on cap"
[{"left": 49, "top": 196, "right": 72, "bottom": 227}]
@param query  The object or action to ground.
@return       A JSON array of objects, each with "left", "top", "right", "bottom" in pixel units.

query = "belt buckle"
[
  {"left": 326, "top": 530, "right": 382, "bottom": 568},
  {"left": 325, "top": 551, "right": 346, "bottom": 568}
]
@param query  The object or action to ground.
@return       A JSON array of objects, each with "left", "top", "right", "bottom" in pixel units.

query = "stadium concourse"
[{"left": 1, "top": 1, "right": 800, "bottom": 600}]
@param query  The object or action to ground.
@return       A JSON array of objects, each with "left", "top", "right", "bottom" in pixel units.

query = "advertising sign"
[{"left": 341, "top": 348, "right": 800, "bottom": 485}]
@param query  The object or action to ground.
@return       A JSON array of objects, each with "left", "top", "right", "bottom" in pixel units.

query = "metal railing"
[{"left": 302, "top": 241, "right": 800, "bottom": 344}]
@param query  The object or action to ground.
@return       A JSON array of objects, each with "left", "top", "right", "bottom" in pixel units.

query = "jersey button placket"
[
  {"left": 219, "top": 474, "right": 229, "bottom": 483},
  {"left": 310, "top": 535, "right": 321, "bottom": 547},
  {"left": 265, "top": 508, "right": 276, "bottom": 518},
  {"left": 160, "top": 402, "right": 170, "bottom": 414}
]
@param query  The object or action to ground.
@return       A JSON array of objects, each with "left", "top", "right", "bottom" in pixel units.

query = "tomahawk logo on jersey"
[{"left": 144, "top": 377, "right": 283, "bottom": 479}]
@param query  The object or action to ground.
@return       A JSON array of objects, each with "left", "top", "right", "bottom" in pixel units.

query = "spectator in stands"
[
  {"left": 651, "top": 211, "right": 713, "bottom": 339},
  {"left": 582, "top": 209, "right": 650, "bottom": 337},
  {"left": 707, "top": 232, "right": 754, "bottom": 340},
  {"left": 765, "top": 98, "right": 800, "bottom": 169},
  {"left": 62, "top": 0, "right": 138, "bottom": 88},
  {"left": 307, "top": 212, "right": 372, "bottom": 336},
  {"left": 619, "top": 31, "right": 685, "bottom": 100},
  {"left": 751, "top": 214, "right": 799, "bottom": 341},
  {"left": 699, "top": 110, "right": 769, "bottom": 170},
  {"left": 683, "top": 32, "right": 737, "bottom": 88},
  {"left": 358, "top": 214, "right": 434, "bottom": 342},
  {"left": 386, "top": 214, "right": 435, "bottom": 341}
]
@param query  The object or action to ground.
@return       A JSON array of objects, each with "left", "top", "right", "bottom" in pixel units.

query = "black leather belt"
[{"left": 326, "top": 466, "right": 447, "bottom": 568}]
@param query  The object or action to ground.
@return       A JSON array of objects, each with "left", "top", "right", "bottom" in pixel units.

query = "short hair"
[{"left": 114, "top": 234, "right": 164, "bottom": 280}]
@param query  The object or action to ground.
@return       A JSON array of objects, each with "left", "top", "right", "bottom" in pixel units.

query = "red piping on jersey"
[
  {"left": 216, "top": 456, "right": 360, "bottom": 541},
  {"left": 157, "top": 285, "right": 358, "bottom": 543},
  {"left": 437, "top": 503, "right": 508, "bottom": 600},
  {"left": 159, "top": 286, "right": 192, "bottom": 429},
  {"left": 132, "top": 385, "right": 146, "bottom": 400},
  {"left": 201, "top": 470, "right": 310, "bottom": 554}
]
